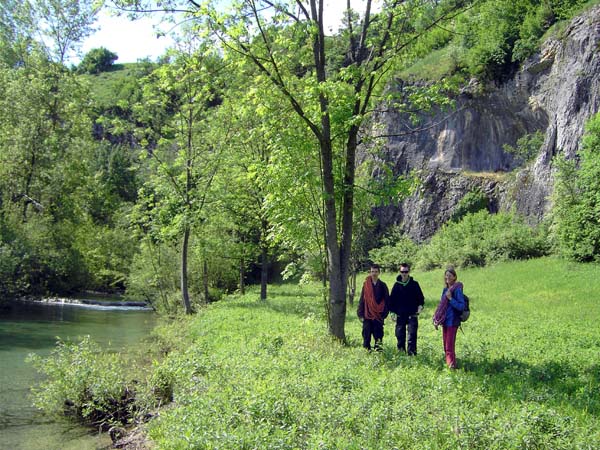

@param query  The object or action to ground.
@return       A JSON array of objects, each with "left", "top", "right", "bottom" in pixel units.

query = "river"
[{"left": 0, "top": 300, "right": 156, "bottom": 450}]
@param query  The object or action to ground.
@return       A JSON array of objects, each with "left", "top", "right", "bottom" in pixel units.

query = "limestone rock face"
[{"left": 372, "top": 5, "right": 600, "bottom": 241}]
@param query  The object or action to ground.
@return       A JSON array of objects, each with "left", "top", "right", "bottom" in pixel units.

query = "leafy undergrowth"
[{"left": 146, "top": 257, "right": 600, "bottom": 449}]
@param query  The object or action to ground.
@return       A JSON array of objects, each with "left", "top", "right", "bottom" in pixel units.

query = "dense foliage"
[
  {"left": 76, "top": 47, "right": 118, "bottom": 74},
  {"left": 27, "top": 336, "right": 136, "bottom": 430},
  {"left": 370, "top": 210, "right": 550, "bottom": 271},
  {"left": 552, "top": 113, "right": 600, "bottom": 261},
  {"left": 400, "top": 0, "right": 593, "bottom": 82}
]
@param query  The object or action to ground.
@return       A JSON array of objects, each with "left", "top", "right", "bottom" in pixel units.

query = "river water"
[{"left": 0, "top": 301, "right": 156, "bottom": 450}]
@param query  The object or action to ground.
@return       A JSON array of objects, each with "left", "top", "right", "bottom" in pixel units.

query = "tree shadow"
[{"left": 459, "top": 355, "right": 600, "bottom": 417}]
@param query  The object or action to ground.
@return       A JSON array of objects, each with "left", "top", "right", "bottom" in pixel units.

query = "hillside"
[
  {"left": 137, "top": 257, "right": 600, "bottom": 448},
  {"left": 372, "top": 3, "right": 600, "bottom": 241}
]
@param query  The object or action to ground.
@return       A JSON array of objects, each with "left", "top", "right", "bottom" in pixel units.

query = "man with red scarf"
[{"left": 357, "top": 264, "right": 390, "bottom": 351}]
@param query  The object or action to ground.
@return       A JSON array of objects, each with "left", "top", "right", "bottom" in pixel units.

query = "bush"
[
  {"left": 552, "top": 113, "right": 600, "bottom": 261},
  {"left": 417, "top": 210, "right": 550, "bottom": 270},
  {"left": 27, "top": 337, "right": 136, "bottom": 430},
  {"left": 369, "top": 233, "right": 419, "bottom": 271},
  {"left": 72, "top": 221, "right": 138, "bottom": 292},
  {"left": 502, "top": 131, "right": 545, "bottom": 165},
  {"left": 449, "top": 188, "right": 489, "bottom": 223},
  {"left": 0, "top": 242, "right": 19, "bottom": 299}
]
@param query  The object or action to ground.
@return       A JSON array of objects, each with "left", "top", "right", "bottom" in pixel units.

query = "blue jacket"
[{"left": 441, "top": 286, "right": 466, "bottom": 327}]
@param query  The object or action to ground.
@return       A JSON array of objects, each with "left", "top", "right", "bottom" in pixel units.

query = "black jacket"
[{"left": 388, "top": 276, "right": 424, "bottom": 316}]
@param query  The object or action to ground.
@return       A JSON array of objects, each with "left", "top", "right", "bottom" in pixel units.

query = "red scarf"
[
  {"left": 363, "top": 276, "right": 386, "bottom": 322},
  {"left": 432, "top": 282, "right": 463, "bottom": 327}
]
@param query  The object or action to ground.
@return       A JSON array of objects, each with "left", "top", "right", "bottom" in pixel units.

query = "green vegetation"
[
  {"left": 503, "top": 131, "right": 545, "bottom": 164},
  {"left": 399, "top": 0, "right": 597, "bottom": 82},
  {"left": 75, "top": 47, "right": 118, "bottom": 74},
  {"left": 27, "top": 336, "right": 136, "bottom": 430},
  {"left": 371, "top": 211, "right": 550, "bottom": 272},
  {"left": 30, "top": 258, "right": 600, "bottom": 447},
  {"left": 552, "top": 112, "right": 600, "bottom": 261}
]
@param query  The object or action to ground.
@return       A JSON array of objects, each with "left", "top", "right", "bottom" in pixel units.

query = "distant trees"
[{"left": 77, "top": 47, "right": 118, "bottom": 74}]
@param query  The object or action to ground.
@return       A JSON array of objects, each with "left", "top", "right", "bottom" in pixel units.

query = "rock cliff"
[{"left": 373, "top": 5, "right": 600, "bottom": 242}]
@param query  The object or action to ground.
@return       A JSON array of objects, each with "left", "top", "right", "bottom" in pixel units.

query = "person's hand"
[
  {"left": 445, "top": 290, "right": 452, "bottom": 300},
  {"left": 417, "top": 305, "right": 423, "bottom": 314}
]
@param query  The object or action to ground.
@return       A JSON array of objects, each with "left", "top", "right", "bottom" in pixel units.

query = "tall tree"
[
  {"left": 206, "top": 0, "right": 470, "bottom": 340},
  {"left": 118, "top": 0, "right": 470, "bottom": 339},
  {"left": 0, "top": 53, "right": 92, "bottom": 222},
  {"left": 132, "top": 39, "right": 225, "bottom": 313}
]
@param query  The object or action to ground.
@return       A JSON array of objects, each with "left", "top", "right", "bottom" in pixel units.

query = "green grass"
[
  {"left": 146, "top": 257, "right": 600, "bottom": 449},
  {"left": 399, "top": 45, "right": 465, "bottom": 82},
  {"left": 79, "top": 63, "right": 144, "bottom": 108}
]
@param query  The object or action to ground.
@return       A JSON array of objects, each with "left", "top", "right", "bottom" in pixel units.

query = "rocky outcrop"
[{"left": 373, "top": 5, "right": 600, "bottom": 241}]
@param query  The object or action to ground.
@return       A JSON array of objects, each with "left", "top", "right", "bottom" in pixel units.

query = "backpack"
[{"left": 460, "top": 294, "right": 470, "bottom": 322}]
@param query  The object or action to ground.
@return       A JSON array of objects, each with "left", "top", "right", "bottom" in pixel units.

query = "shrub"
[
  {"left": 417, "top": 210, "right": 550, "bottom": 270},
  {"left": 27, "top": 337, "right": 136, "bottom": 430},
  {"left": 450, "top": 188, "right": 489, "bottom": 223},
  {"left": 369, "top": 227, "right": 419, "bottom": 271},
  {"left": 552, "top": 113, "right": 600, "bottom": 261},
  {"left": 503, "top": 131, "right": 545, "bottom": 165}
]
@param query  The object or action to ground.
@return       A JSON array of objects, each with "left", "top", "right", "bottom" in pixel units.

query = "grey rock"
[{"left": 370, "top": 5, "right": 600, "bottom": 241}]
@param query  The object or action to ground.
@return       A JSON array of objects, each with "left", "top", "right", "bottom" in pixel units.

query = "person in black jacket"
[
  {"left": 357, "top": 264, "right": 389, "bottom": 351},
  {"left": 388, "top": 263, "right": 425, "bottom": 355}
]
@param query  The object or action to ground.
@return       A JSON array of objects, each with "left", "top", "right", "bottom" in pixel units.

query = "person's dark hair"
[
  {"left": 444, "top": 266, "right": 457, "bottom": 287},
  {"left": 370, "top": 263, "right": 381, "bottom": 270},
  {"left": 399, "top": 262, "right": 410, "bottom": 270}
]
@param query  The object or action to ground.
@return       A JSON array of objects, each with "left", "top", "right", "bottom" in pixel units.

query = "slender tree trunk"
[
  {"left": 203, "top": 259, "right": 209, "bottom": 303},
  {"left": 348, "top": 271, "right": 357, "bottom": 306},
  {"left": 181, "top": 226, "right": 192, "bottom": 314},
  {"left": 260, "top": 219, "right": 269, "bottom": 301},
  {"left": 239, "top": 256, "right": 245, "bottom": 295},
  {"left": 260, "top": 248, "right": 268, "bottom": 301}
]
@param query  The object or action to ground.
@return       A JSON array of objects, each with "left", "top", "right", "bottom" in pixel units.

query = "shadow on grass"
[{"left": 459, "top": 355, "right": 600, "bottom": 417}]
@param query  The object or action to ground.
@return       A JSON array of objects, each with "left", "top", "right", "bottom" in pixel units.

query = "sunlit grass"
[{"left": 147, "top": 257, "right": 600, "bottom": 449}]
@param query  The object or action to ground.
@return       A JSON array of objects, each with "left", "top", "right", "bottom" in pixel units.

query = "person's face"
[
  {"left": 445, "top": 271, "right": 456, "bottom": 286},
  {"left": 399, "top": 266, "right": 410, "bottom": 281},
  {"left": 370, "top": 267, "right": 380, "bottom": 281}
]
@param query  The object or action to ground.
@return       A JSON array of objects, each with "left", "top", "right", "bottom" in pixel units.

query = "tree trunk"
[
  {"left": 181, "top": 226, "right": 192, "bottom": 314},
  {"left": 239, "top": 256, "right": 245, "bottom": 295},
  {"left": 260, "top": 219, "right": 268, "bottom": 301},
  {"left": 321, "top": 135, "right": 347, "bottom": 341},
  {"left": 260, "top": 245, "right": 268, "bottom": 301},
  {"left": 348, "top": 271, "right": 357, "bottom": 306},
  {"left": 203, "top": 259, "right": 209, "bottom": 303}
]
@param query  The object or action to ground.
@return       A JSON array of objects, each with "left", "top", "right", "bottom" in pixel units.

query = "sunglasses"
[{"left": 400, "top": 270, "right": 409, "bottom": 274}]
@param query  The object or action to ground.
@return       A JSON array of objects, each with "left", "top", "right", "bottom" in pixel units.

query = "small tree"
[
  {"left": 552, "top": 113, "right": 600, "bottom": 261},
  {"left": 77, "top": 47, "right": 118, "bottom": 74}
]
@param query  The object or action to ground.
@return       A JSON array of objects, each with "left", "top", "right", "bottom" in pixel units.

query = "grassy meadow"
[{"left": 146, "top": 257, "right": 600, "bottom": 449}]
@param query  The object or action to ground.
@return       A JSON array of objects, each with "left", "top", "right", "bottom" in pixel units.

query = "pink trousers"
[{"left": 442, "top": 325, "right": 459, "bottom": 368}]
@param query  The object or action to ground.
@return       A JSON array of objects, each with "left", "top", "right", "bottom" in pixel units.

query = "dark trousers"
[
  {"left": 395, "top": 314, "right": 419, "bottom": 355},
  {"left": 362, "top": 319, "right": 384, "bottom": 350}
]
